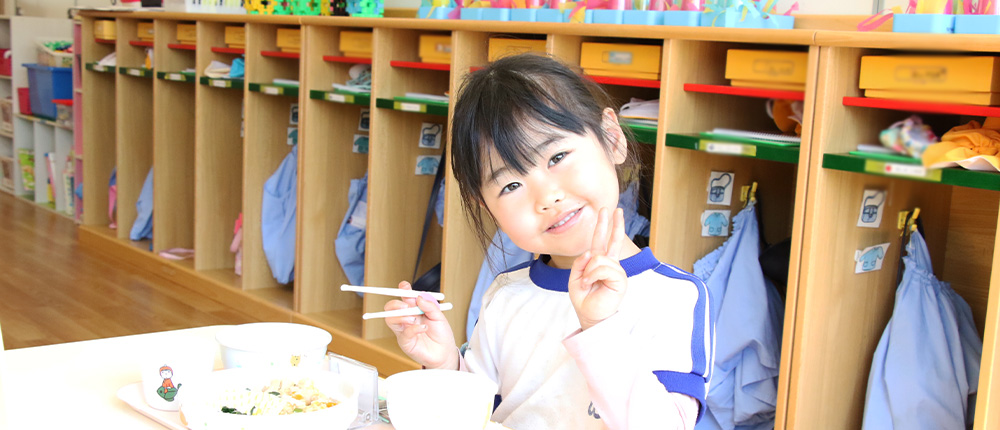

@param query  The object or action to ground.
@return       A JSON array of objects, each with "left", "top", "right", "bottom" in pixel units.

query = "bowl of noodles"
[{"left": 179, "top": 367, "right": 358, "bottom": 430}]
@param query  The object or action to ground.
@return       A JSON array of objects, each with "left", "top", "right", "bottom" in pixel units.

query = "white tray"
[{"left": 117, "top": 382, "right": 187, "bottom": 430}]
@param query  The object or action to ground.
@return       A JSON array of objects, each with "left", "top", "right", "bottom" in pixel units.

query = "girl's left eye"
[{"left": 548, "top": 151, "right": 567, "bottom": 167}]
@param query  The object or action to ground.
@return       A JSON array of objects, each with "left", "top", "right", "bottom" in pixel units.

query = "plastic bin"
[
  {"left": 23, "top": 64, "right": 72, "bottom": 120},
  {"left": 0, "top": 97, "right": 12, "bottom": 132},
  {"left": 36, "top": 39, "right": 73, "bottom": 68},
  {"left": 0, "top": 49, "right": 11, "bottom": 76},
  {"left": 17, "top": 87, "right": 30, "bottom": 115},
  {"left": 53, "top": 99, "right": 72, "bottom": 128}
]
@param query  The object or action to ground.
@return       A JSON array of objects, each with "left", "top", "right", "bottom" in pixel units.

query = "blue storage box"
[
  {"left": 417, "top": 5, "right": 454, "bottom": 18},
  {"left": 592, "top": 9, "right": 625, "bottom": 24},
  {"left": 624, "top": 10, "right": 664, "bottom": 25},
  {"left": 460, "top": 8, "right": 484, "bottom": 19},
  {"left": 954, "top": 14, "right": 1000, "bottom": 34},
  {"left": 893, "top": 13, "right": 955, "bottom": 33},
  {"left": 663, "top": 10, "right": 700, "bottom": 26},
  {"left": 481, "top": 7, "right": 511, "bottom": 20},
  {"left": 511, "top": 8, "right": 538, "bottom": 21},
  {"left": 23, "top": 63, "right": 72, "bottom": 120},
  {"left": 701, "top": 12, "right": 794, "bottom": 28},
  {"left": 535, "top": 8, "right": 564, "bottom": 22}
]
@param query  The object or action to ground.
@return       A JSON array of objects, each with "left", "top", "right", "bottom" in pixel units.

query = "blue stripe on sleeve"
[{"left": 653, "top": 370, "right": 707, "bottom": 421}]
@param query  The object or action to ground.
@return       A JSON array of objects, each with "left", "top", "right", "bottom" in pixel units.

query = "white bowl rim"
[{"left": 216, "top": 323, "right": 333, "bottom": 353}]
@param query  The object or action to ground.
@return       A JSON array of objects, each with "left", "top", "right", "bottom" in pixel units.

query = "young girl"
[{"left": 384, "top": 54, "right": 713, "bottom": 429}]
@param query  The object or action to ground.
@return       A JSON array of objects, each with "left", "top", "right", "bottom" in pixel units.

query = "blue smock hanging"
[
  {"left": 693, "top": 202, "right": 783, "bottom": 430},
  {"left": 261, "top": 145, "right": 298, "bottom": 284},
  {"left": 862, "top": 230, "right": 982, "bottom": 430},
  {"left": 335, "top": 172, "right": 368, "bottom": 287},
  {"left": 130, "top": 168, "right": 154, "bottom": 241}
]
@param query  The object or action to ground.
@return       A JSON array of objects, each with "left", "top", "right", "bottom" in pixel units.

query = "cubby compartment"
[
  {"left": 247, "top": 23, "right": 301, "bottom": 97},
  {"left": 152, "top": 19, "right": 196, "bottom": 255},
  {"left": 155, "top": 20, "right": 197, "bottom": 84},
  {"left": 789, "top": 43, "right": 1000, "bottom": 430},
  {"left": 118, "top": 19, "right": 154, "bottom": 78},
  {"left": 375, "top": 29, "right": 451, "bottom": 117},
  {"left": 193, "top": 21, "right": 245, "bottom": 289},
  {"left": 81, "top": 16, "right": 117, "bottom": 231},
  {"left": 309, "top": 27, "right": 372, "bottom": 106},
  {"left": 115, "top": 18, "right": 154, "bottom": 247}
]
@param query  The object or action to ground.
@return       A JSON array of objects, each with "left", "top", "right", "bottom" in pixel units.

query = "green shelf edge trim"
[
  {"left": 309, "top": 90, "right": 370, "bottom": 106},
  {"left": 823, "top": 153, "right": 1000, "bottom": 191},
  {"left": 623, "top": 123, "right": 657, "bottom": 145},
  {"left": 248, "top": 82, "right": 299, "bottom": 97},
  {"left": 118, "top": 67, "right": 153, "bottom": 78},
  {"left": 663, "top": 133, "right": 800, "bottom": 164},
  {"left": 198, "top": 77, "right": 245, "bottom": 89},
  {"left": 374, "top": 98, "right": 448, "bottom": 116},
  {"left": 85, "top": 62, "right": 115, "bottom": 73},
  {"left": 155, "top": 71, "right": 195, "bottom": 83}
]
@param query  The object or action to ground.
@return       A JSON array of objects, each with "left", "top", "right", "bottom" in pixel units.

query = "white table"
[{"left": 0, "top": 325, "right": 394, "bottom": 429}]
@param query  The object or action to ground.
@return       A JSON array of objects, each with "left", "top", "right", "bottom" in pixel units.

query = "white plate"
[{"left": 117, "top": 382, "right": 187, "bottom": 430}]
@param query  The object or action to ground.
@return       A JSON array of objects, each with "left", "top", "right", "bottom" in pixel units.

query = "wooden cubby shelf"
[
  {"left": 211, "top": 46, "right": 245, "bottom": 55},
  {"left": 842, "top": 96, "right": 1000, "bottom": 117},
  {"left": 587, "top": 75, "right": 661, "bottom": 89},
  {"left": 167, "top": 43, "right": 196, "bottom": 51},
  {"left": 822, "top": 153, "right": 1000, "bottom": 191},
  {"left": 375, "top": 97, "right": 448, "bottom": 116},
  {"left": 156, "top": 71, "right": 195, "bottom": 83},
  {"left": 248, "top": 82, "right": 299, "bottom": 97},
  {"left": 118, "top": 67, "right": 153, "bottom": 78},
  {"left": 260, "top": 50, "right": 300, "bottom": 59},
  {"left": 85, "top": 62, "right": 114, "bottom": 73},
  {"left": 199, "top": 77, "right": 244, "bottom": 89},
  {"left": 664, "top": 133, "right": 800, "bottom": 164},
  {"left": 309, "top": 90, "right": 370, "bottom": 106},
  {"left": 684, "top": 83, "right": 806, "bottom": 101},
  {"left": 129, "top": 40, "right": 153, "bottom": 47},
  {"left": 389, "top": 60, "right": 450, "bottom": 71},
  {"left": 323, "top": 55, "right": 372, "bottom": 64}
]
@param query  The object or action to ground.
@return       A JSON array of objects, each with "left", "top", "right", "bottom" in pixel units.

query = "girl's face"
[{"left": 480, "top": 111, "right": 626, "bottom": 269}]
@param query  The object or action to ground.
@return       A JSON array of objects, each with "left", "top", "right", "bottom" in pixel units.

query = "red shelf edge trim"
[
  {"left": 683, "top": 83, "right": 805, "bottom": 101},
  {"left": 323, "top": 55, "right": 373, "bottom": 64},
  {"left": 261, "top": 50, "right": 301, "bottom": 59},
  {"left": 95, "top": 38, "right": 116, "bottom": 44},
  {"left": 587, "top": 75, "right": 661, "bottom": 89},
  {"left": 211, "top": 46, "right": 246, "bottom": 55},
  {"left": 129, "top": 40, "right": 154, "bottom": 47},
  {"left": 842, "top": 96, "right": 1000, "bottom": 117},
  {"left": 390, "top": 60, "right": 451, "bottom": 71},
  {"left": 168, "top": 43, "right": 197, "bottom": 51}
]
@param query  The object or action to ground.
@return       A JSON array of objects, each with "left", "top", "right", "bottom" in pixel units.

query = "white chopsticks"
[
  {"left": 362, "top": 303, "right": 454, "bottom": 320},
  {"left": 341, "top": 285, "right": 451, "bottom": 320},
  {"left": 341, "top": 285, "right": 445, "bottom": 301}
]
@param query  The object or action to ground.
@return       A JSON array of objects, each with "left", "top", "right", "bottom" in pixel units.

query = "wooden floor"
[{"left": 0, "top": 192, "right": 260, "bottom": 350}]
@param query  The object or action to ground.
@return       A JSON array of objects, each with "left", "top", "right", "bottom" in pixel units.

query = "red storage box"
[
  {"left": 18, "top": 87, "right": 31, "bottom": 115},
  {"left": 0, "top": 49, "right": 10, "bottom": 76}
]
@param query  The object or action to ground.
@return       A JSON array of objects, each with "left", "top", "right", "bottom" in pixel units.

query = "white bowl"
[
  {"left": 216, "top": 323, "right": 332, "bottom": 370},
  {"left": 387, "top": 369, "right": 498, "bottom": 430},
  {"left": 179, "top": 367, "right": 359, "bottom": 430}
]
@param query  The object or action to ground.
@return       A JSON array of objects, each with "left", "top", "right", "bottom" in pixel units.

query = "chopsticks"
[{"left": 341, "top": 285, "right": 452, "bottom": 320}]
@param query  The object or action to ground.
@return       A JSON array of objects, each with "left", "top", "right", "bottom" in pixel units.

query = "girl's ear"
[{"left": 601, "top": 107, "right": 628, "bottom": 165}]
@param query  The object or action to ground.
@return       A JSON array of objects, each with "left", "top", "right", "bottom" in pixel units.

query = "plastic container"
[
  {"left": 0, "top": 49, "right": 11, "bottom": 76},
  {"left": 53, "top": 99, "right": 72, "bottom": 128},
  {"left": 17, "top": 87, "right": 31, "bottom": 115},
  {"left": 0, "top": 97, "right": 12, "bottom": 132},
  {"left": 23, "top": 64, "right": 73, "bottom": 120},
  {"left": 36, "top": 39, "right": 73, "bottom": 68}
]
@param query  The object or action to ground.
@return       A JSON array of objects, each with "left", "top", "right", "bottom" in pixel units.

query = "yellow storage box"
[
  {"left": 276, "top": 28, "right": 301, "bottom": 53},
  {"left": 725, "top": 49, "right": 808, "bottom": 88},
  {"left": 419, "top": 34, "right": 452, "bottom": 64},
  {"left": 176, "top": 23, "right": 197, "bottom": 45},
  {"left": 859, "top": 56, "right": 1000, "bottom": 93},
  {"left": 488, "top": 38, "right": 546, "bottom": 62},
  {"left": 94, "top": 20, "right": 116, "bottom": 40},
  {"left": 580, "top": 43, "right": 661, "bottom": 80},
  {"left": 225, "top": 26, "right": 245, "bottom": 48},
  {"left": 340, "top": 31, "right": 373, "bottom": 58},
  {"left": 137, "top": 22, "right": 155, "bottom": 42}
]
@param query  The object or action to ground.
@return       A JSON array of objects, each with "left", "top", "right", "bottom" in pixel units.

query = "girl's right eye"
[{"left": 500, "top": 182, "right": 521, "bottom": 195}]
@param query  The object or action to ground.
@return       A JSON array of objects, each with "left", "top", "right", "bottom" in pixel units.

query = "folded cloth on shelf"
[
  {"left": 204, "top": 60, "right": 231, "bottom": 78},
  {"left": 272, "top": 78, "right": 299, "bottom": 86},
  {"left": 98, "top": 52, "right": 117, "bottom": 67},
  {"left": 620, "top": 98, "right": 659, "bottom": 120},
  {"left": 923, "top": 119, "right": 1000, "bottom": 172},
  {"left": 404, "top": 92, "right": 449, "bottom": 103},
  {"left": 693, "top": 202, "right": 783, "bottom": 430},
  {"left": 879, "top": 115, "right": 937, "bottom": 159},
  {"left": 261, "top": 145, "right": 298, "bottom": 284},
  {"left": 130, "top": 168, "right": 153, "bottom": 241},
  {"left": 861, "top": 230, "right": 982, "bottom": 430},
  {"left": 335, "top": 172, "right": 368, "bottom": 289},
  {"left": 229, "top": 57, "right": 244, "bottom": 78}
]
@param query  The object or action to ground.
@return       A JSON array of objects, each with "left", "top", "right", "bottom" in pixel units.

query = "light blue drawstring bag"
[
  {"left": 862, "top": 230, "right": 982, "bottom": 430},
  {"left": 130, "top": 168, "right": 154, "bottom": 241},
  {"left": 335, "top": 172, "right": 368, "bottom": 287},
  {"left": 261, "top": 145, "right": 298, "bottom": 284},
  {"left": 229, "top": 57, "right": 245, "bottom": 78},
  {"left": 694, "top": 202, "right": 783, "bottom": 430}
]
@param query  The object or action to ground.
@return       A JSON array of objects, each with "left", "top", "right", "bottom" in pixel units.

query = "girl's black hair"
[{"left": 450, "top": 53, "right": 640, "bottom": 250}]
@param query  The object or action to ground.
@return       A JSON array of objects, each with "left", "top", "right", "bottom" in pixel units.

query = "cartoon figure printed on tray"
[
  {"left": 708, "top": 173, "right": 732, "bottom": 204},
  {"left": 382, "top": 54, "right": 713, "bottom": 430},
  {"left": 156, "top": 365, "right": 181, "bottom": 402}
]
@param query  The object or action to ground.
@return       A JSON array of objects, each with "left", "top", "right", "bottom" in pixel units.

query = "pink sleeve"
[{"left": 563, "top": 313, "right": 700, "bottom": 430}]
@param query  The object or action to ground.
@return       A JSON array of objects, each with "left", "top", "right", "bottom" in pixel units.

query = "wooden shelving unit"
[{"left": 76, "top": 12, "right": 1000, "bottom": 428}]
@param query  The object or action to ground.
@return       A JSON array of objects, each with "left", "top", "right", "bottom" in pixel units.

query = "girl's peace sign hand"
[{"left": 568, "top": 207, "right": 629, "bottom": 331}]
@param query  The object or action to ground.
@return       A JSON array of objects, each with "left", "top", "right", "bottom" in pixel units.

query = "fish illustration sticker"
[
  {"left": 156, "top": 365, "right": 181, "bottom": 402},
  {"left": 707, "top": 172, "right": 734, "bottom": 206}
]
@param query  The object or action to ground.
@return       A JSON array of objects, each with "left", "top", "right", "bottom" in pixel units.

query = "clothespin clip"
[
  {"left": 897, "top": 210, "right": 910, "bottom": 236},
  {"left": 907, "top": 207, "right": 921, "bottom": 233},
  {"left": 740, "top": 181, "right": 758, "bottom": 208}
]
